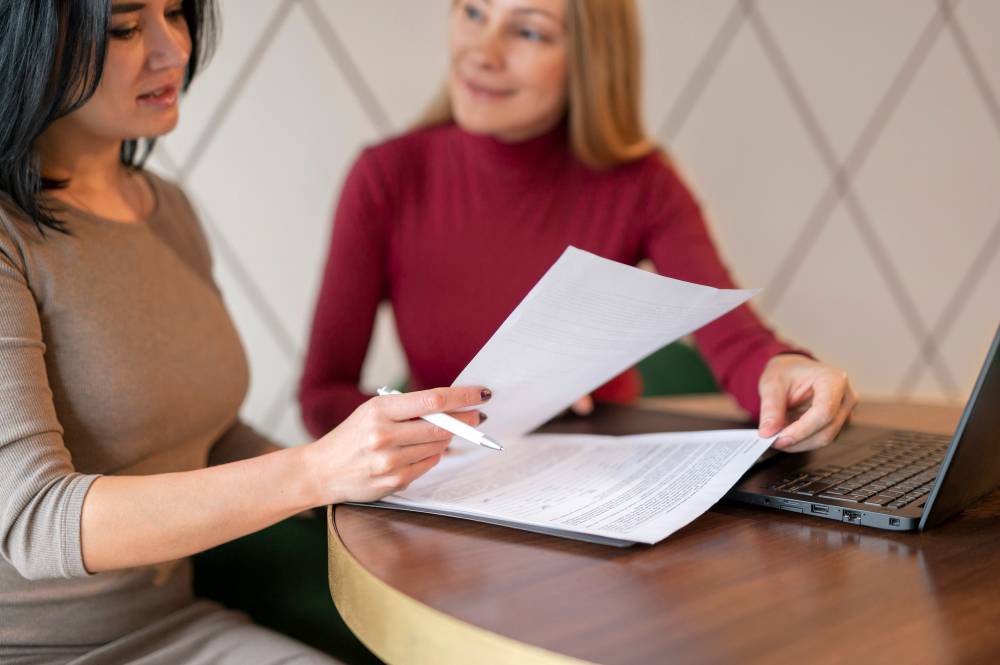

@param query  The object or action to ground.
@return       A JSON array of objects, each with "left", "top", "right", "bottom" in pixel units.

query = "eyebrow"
[
  {"left": 111, "top": 3, "right": 146, "bottom": 14},
  {"left": 478, "top": 0, "right": 559, "bottom": 21},
  {"left": 512, "top": 8, "right": 558, "bottom": 20}
]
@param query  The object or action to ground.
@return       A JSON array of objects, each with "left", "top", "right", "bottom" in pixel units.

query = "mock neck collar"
[{"left": 455, "top": 119, "right": 570, "bottom": 177}]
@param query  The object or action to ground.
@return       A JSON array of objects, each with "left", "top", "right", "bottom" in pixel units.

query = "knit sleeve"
[
  {"left": 640, "top": 156, "right": 811, "bottom": 417},
  {"left": 0, "top": 212, "right": 98, "bottom": 580},
  {"left": 298, "top": 151, "right": 388, "bottom": 437}
]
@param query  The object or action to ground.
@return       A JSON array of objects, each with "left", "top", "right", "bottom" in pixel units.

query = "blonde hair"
[{"left": 418, "top": 0, "right": 657, "bottom": 170}]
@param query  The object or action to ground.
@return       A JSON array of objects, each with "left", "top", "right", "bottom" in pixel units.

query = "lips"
[
  {"left": 464, "top": 78, "right": 516, "bottom": 99},
  {"left": 137, "top": 82, "right": 180, "bottom": 109}
]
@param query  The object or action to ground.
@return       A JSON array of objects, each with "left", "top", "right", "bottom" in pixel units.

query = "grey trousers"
[{"left": 6, "top": 601, "right": 343, "bottom": 665}]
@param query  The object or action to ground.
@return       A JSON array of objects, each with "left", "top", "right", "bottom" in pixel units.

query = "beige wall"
[{"left": 149, "top": 0, "right": 1000, "bottom": 445}]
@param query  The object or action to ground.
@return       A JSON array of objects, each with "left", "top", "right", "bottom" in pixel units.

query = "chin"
[
  {"left": 455, "top": 117, "right": 502, "bottom": 137},
  {"left": 127, "top": 104, "right": 181, "bottom": 137},
  {"left": 454, "top": 106, "right": 513, "bottom": 138},
  {"left": 135, "top": 116, "right": 181, "bottom": 141}
]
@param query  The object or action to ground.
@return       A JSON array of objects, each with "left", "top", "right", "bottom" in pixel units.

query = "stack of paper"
[{"left": 362, "top": 247, "right": 774, "bottom": 546}]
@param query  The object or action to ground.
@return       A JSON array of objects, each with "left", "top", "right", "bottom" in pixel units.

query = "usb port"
[
  {"left": 811, "top": 504, "right": 829, "bottom": 515},
  {"left": 889, "top": 518, "right": 901, "bottom": 527},
  {"left": 844, "top": 510, "right": 862, "bottom": 524}
]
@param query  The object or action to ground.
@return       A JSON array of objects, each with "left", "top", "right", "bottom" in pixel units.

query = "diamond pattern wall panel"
[
  {"left": 757, "top": 0, "right": 937, "bottom": 159},
  {"left": 669, "top": 19, "right": 832, "bottom": 290},
  {"left": 956, "top": 1, "right": 1000, "bottom": 99},
  {"left": 770, "top": 205, "right": 925, "bottom": 396},
  {"left": 153, "top": 0, "right": 1000, "bottom": 444},
  {"left": 852, "top": 32, "right": 1000, "bottom": 329},
  {"left": 164, "top": 0, "right": 291, "bottom": 165},
  {"left": 639, "top": 0, "right": 739, "bottom": 141},
  {"left": 934, "top": 228, "right": 1000, "bottom": 396},
  {"left": 312, "top": 0, "right": 450, "bottom": 130},
  {"left": 186, "top": 4, "right": 381, "bottom": 347}
]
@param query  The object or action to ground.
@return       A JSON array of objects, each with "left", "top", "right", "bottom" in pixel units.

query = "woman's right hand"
[{"left": 300, "top": 386, "right": 491, "bottom": 506}]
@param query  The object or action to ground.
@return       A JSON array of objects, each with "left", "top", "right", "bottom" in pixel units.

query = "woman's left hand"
[
  {"left": 571, "top": 395, "right": 595, "bottom": 415},
  {"left": 757, "top": 354, "right": 859, "bottom": 452}
]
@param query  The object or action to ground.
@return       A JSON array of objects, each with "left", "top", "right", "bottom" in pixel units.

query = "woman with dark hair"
[
  {"left": 300, "top": 0, "right": 858, "bottom": 450},
  {"left": 0, "top": 2, "right": 489, "bottom": 662}
]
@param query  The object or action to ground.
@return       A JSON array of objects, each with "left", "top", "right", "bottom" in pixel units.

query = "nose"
[
  {"left": 145, "top": 16, "right": 191, "bottom": 74},
  {"left": 469, "top": 27, "right": 504, "bottom": 71}
]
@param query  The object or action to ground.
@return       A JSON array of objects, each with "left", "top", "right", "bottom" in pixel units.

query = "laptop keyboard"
[{"left": 769, "top": 432, "right": 951, "bottom": 510}]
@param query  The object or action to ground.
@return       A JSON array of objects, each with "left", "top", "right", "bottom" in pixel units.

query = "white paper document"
[
  {"left": 380, "top": 431, "right": 775, "bottom": 545},
  {"left": 452, "top": 247, "right": 758, "bottom": 441},
  {"left": 360, "top": 247, "right": 771, "bottom": 546}
]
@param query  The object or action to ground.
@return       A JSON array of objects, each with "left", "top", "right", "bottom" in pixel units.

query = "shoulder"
[
  {"left": 361, "top": 123, "right": 455, "bottom": 170},
  {"left": 145, "top": 170, "right": 198, "bottom": 220},
  {"left": 608, "top": 150, "right": 691, "bottom": 194},
  {"left": 615, "top": 150, "right": 702, "bottom": 219},
  {"left": 0, "top": 192, "right": 44, "bottom": 273},
  {"left": 339, "top": 124, "right": 456, "bottom": 215},
  {"left": 0, "top": 192, "right": 29, "bottom": 239},
  {"left": 353, "top": 124, "right": 456, "bottom": 186}
]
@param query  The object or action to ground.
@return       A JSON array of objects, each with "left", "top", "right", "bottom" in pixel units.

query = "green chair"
[
  {"left": 192, "top": 516, "right": 384, "bottom": 665},
  {"left": 636, "top": 340, "right": 719, "bottom": 396}
]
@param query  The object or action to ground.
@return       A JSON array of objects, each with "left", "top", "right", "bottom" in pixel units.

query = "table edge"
[{"left": 327, "top": 506, "right": 595, "bottom": 665}]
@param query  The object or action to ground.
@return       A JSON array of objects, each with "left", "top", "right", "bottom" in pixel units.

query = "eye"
[
  {"left": 517, "top": 27, "right": 545, "bottom": 42},
  {"left": 109, "top": 24, "right": 139, "bottom": 41},
  {"left": 166, "top": 4, "right": 186, "bottom": 21},
  {"left": 463, "top": 4, "right": 485, "bottom": 22}
]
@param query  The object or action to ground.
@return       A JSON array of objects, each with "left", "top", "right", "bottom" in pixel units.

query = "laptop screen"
[{"left": 920, "top": 321, "right": 1000, "bottom": 531}]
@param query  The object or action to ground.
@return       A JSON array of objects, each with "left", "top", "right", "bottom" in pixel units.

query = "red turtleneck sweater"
[{"left": 299, "top": 123, "right": 804, "bottom": 437}]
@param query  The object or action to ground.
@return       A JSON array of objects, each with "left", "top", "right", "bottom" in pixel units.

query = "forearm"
[
  {"left": 694, "top": 310, "right": 809, "bottom": 416},
  {"left": 82, "top": 385, "right": 492, "bottom": 574},
  {"left": 80, "top": 445, "right": 316, "bottom": 573}
]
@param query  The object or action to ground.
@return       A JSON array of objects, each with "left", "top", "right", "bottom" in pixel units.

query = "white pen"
[{"left": 376, "top": 387, "right": 505, "bottom": 451}]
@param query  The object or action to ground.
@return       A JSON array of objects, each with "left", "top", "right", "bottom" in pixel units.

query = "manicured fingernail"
[
  {"left": 775, "top": 437, "right": 793, "bottom": 449},
  {"left": 480, "top": 389, "right": 492, "bottom": 401},
  {"left": 479, "top": 412, "right": 488, "bottom": 425}
]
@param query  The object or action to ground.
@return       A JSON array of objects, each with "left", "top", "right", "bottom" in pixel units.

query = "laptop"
[{"left": 726, "top": 321, "right": 1000, "bottom": 531}]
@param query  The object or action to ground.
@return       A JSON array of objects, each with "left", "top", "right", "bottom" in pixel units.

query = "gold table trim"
[{"left": 327, "top": 507, "right": 593, "bottom": 665}]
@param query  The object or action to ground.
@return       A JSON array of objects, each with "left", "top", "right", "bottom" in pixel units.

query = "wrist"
[
  {"left": 274, "top": 444, "right": 326, "bottom": 512},
  {"left": 766, "top": 352, "right": 810, "bottom": 370},
  {"left": 288, "top": 439, "right": 346, "bottom": 509}
]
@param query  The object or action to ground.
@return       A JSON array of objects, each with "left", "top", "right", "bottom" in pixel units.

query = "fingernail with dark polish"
[
  {"left": 775, "top": 437, "right": 793, "bottom": 449},
  {"left": 480, "top": 389, "right": 492, "bottom": 401},
  {"left": 479, "top": 412, "right": 488, "bottom": 425}
]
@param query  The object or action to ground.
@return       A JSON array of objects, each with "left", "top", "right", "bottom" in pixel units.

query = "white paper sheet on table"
[
  {"left": 451, "top": 246, "right": 759, "bottom": 441},
  {"left": 359, "top": 247, "right": 773, "bottom": 546},
  {"left": 376, "top": 430, "right": 775, "bottom": 545}
]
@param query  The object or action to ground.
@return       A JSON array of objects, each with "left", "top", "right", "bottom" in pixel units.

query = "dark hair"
[{"left": 0, "top": 0, "right": 218, "bottom": 234}]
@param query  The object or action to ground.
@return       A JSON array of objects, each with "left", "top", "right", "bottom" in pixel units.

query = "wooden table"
[{"left": 328, "top": 396, "right": 1000, "bottom": 665}]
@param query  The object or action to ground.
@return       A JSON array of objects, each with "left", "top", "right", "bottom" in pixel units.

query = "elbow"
[
  {"left": 0, "top": 475, "right": 98, "bottom": 580},
  {"left": 10, "top": 561, "right": 60, "bottom": 581},
  {"left": 1, "top": 534, "right": 78, "bottom": 581}
]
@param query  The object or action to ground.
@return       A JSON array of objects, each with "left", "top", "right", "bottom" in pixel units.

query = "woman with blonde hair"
[{"left": 301, "top": 0, "right": 858, "bottom": 452}]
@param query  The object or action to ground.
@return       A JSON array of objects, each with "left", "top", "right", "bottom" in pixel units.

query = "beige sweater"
[{"left": 0, "top": 173, "right": 274, "bottom": 656}]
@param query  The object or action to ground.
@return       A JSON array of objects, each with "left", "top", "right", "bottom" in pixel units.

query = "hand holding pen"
[
  {"left": 377, "top": 387, "right": 505, "bottom": 451},
  {"left": 304, "top": 386, "right": 496, "bottom": 505}
]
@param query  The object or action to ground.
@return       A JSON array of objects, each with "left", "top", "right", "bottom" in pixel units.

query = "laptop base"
[{"left": 725, "top": 423, "right": 934, "bottom": 531}]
